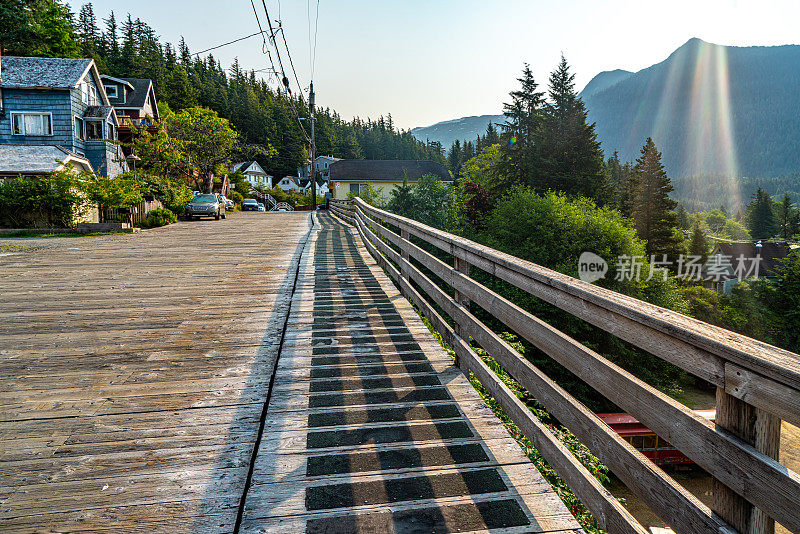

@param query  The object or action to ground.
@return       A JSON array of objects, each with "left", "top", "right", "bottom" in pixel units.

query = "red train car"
[{"left": 596, "top": 410, "right": 715, "bottom": 466}]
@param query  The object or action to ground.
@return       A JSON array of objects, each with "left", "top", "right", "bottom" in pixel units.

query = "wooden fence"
[
  {"left": 103, "top": 199, "right": 163, "bottom": 226},
  {"left": 330, "top": 197, "right": 800, "bottom": 534}
]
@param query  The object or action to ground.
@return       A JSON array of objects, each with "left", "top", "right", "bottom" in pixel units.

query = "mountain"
[
  {"left": 414, "top": 38, "right": 800, "bottom": 181},
  {"left": 411, "top": 114, "right": 503, "bottom": 148},
  {"left": 583, "top": 38, "right": 800, "bottom": 178},
  {"left": 579, "top": 68, "right": 632, "bottom": 98}
]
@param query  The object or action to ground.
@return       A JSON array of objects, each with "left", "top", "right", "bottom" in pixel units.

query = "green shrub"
[
  {"left": 141, "top": 207, "right": 177, "bottom": 228},
  {"left": 230, "top": 190, "right": 243, "bottom": 206},
  {"left": 132, "top": 174, "right": 194, "bottom": 213},
  {"left": 0, "top": 171, "right": 88, "bottom": 228}
]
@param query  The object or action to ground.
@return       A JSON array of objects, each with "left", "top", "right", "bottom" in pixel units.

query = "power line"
[
  {"left": 278, "top": 22, "right": 304, "bottom": 96},
  {"left": 192, "top": 31, "right": 266, "bottom": 56},
  {"left": 256, "top": 0, "right": 312, "bottom": 143},
  {"left": 308, "top": 0, "right": 320, "bottom": 80},
  {"left": 260, "top": 0, "right": 291, "bottom": 94}
]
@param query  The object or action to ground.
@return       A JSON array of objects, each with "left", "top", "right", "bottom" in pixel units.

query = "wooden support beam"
[{"left": 713, "top": 388, "right": 781, "bottom": 534}]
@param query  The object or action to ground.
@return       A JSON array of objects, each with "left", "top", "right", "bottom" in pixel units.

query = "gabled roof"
[
  {"left": 99, "top": 74, "right": 135, "bottom": 91},
  {"left": 0, "top": 145, "right": 93, "bottom": 174},
  {"left": 709, "top": 242, "right": 791, "bottom": 278},
  {"left": 0, "top": 56, "right": 110, "bottom": 105},
  {"left": 231, "top": 161, "right": 268, "bottom": 176},
  {"left": 329, "top": 159, "right": 450, "bottom": 182},
  {"left": 0, "top": 56, "right": 91, "bottom": 88},
  {"left": 107, "top": 77, "right": 156, "bottom": 111}
]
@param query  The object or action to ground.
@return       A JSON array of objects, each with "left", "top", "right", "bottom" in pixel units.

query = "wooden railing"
[
  {"left": 103, "top": 199, "right": 164, "bottom": 226},
  {"left": 330, "top": 197, "right": 800, "bottom": 534}
]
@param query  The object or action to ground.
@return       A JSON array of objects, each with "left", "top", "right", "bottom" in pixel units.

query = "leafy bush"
[
  {"left": 230, "top": 190, "right": 243, "bottom": 205},
  {"left": 348, "top": 182, "right": 387, "bottom": 208},
  {"left": 386, "top": 173, "right": 455, "bottom": 230},
  {"left": 478, "top": 188, "right": 685, "bottom": 408},
  {"left": 132, "top": 174, "right": 194, "bottom": 214},
  {"left": 0, "top": 171, "right": 88, "bottom": 228},
  {"left": 82, "top": 175, "right": 144, "bottom": 218},
  {"left": 140, "top": 207, "right": 177, "bottom": 228}
]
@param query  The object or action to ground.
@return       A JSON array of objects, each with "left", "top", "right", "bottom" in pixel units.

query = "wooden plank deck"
[
  {"left": 239, "top": 213, "right": 581, "bottom": 533},
  {"left": 0, "top": 211, "right": 581, "bottom": 533},
  {"left": 0, "top": 213, "right": 312, "bottom": 533}
]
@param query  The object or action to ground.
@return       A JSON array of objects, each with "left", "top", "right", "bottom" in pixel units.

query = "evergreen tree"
[
  {"left": 76, "top": 3, "right": 99, "bottom": 56},
  {"left": 632, "top": 138, "right": 683, "bottom": 258},
  {"left": 1, "top": 0, "right": 80, "bottom": 57},
  {"left": 689, "top": 213, "right": 709, "bottom": 264},
  {"left": 166, "top": 64, "right": 196, "bottom": 110},
  {"left": 500, "top": 63, "right": 545, "bottom": 188},
  {"left": 746, "top": 188, "right": 778, "bottom": 240},
  {"left": 537, "top": 55, "right": 611, "bottom": 204},
  {"left": 778, "top": 193, "right": 795, "bottom": 240},
  {"left": 447, "top": 140, "right": 463, "bottom": 177},
  {"left": 676, "top": 203, "right": 690, "bottom": 230},
  {"left": 387, "top": 175, "right": 414, "bottom": 217},
  {"left": 101, "top": 11, "right": 119, "bottom": 66},
  {"left": 484, "top": 123, "right": 499, "bottom": 145}
]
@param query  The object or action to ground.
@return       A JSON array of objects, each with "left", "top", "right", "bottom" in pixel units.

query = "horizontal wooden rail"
[{"left": 326, "top": 198, "right": 800, "bottom": 534}]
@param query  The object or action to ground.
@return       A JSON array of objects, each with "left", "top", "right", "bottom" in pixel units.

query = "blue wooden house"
[{"left": 0, "top": 56, "right": 127, "bottom": 177}]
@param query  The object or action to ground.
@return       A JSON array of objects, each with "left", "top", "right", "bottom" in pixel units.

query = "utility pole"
[{"left": 309, "top": 82, "right": 317, "bottom": 210}]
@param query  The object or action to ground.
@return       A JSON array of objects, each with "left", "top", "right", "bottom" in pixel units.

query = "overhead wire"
[
  {"left": 254, "top": 0, "right": 311, "bottom": 143},
  {"left": 192, "top": 31, "right": 266, "bottom": 56},
  {"left": 309, "top": 0, "right": 320, "bottom": 80}
]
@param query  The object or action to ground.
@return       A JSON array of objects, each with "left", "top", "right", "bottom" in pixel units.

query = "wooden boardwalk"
[
  {"left": 0, "top": 212, "right": 579, "bottom": 533},
  {"left": 239, "top": 213, "right": 580, "bottom": 533}
]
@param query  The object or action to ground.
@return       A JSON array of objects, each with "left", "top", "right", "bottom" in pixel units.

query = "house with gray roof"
[
  {"left": 230, "top": 160, "right": 272, "bottom": 189},
  {"left": 328, "top": 159, "right": 451, "bottom": 200},
  {"left": 100, "top": 75, "right": 159, "bottom": 154},
  {"left": 0, "top": 56, "right": 127, "bottom": 177}
]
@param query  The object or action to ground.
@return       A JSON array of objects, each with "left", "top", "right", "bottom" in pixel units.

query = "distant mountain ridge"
[
  {"left": 411, "top": 114, "right": 504, "bottom": 149},
  {"left": 582, "top": 37, "right": 800, "bottom": 177},
  {"left": 578, "top": 68, "right": 632, "bottom": 98},
  {"left": 412, "top": 38, "right": 800, "bottom": 179}
]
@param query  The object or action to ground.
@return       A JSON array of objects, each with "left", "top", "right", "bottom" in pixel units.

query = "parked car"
[
  {"left": 257, "top": 203, "right": 266, "bottom": 212},
  {"left": 242, "top": 198, "right": 259, "bottom": 211},
  {"left": 185, "top": 194, "right": 226, "bottom": 220},
  {"left": 221, "top": 195, "right": 235, "bottom": 209}
]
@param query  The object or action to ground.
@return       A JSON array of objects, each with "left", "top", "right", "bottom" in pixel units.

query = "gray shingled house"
[{"left": 0, "top": 56, "right": 127, "bottom": 177}]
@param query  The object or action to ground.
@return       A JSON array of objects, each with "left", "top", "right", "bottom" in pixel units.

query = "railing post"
[
  {"left": 453, "top": 252, "right": 471, "bottom": 336},
  {"left": 713, "top": 388, "right": 781, "bottom": 534},
  {"left": 400, "top": 229, "right": 410, "bottom": 281}
]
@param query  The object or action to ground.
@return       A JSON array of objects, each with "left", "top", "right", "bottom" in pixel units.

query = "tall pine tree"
[
  {"left": 500, "top": 64, "right": 545, "bottom": 188},
  {"left": 537, "top": 55, "right": 611, "bottom": 204},
  {"left": 747, "top": 188, "right": 778, "bottom": 239},
  {"left": 632, "top": 138, "right": 683, "bottom": 258}
]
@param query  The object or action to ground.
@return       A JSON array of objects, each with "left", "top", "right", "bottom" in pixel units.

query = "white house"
[
  {"left": 277, "top": 175, "right": 302, "bottom": 193},
  {"left": 302, "top": 179, "right": 329, "bottom": 197},
  {"left": 230, "top": 161, "right": 272, "bottom": 189}
]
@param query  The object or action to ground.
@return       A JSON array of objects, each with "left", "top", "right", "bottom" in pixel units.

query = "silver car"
[{"left": 186, "top": 194, "right": 226, "bottom": 220}]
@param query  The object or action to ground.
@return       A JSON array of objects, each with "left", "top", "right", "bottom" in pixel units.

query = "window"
[
  {"left": 86, "top": 120, "right": 103, "bottom": 140},
  {"left": 107, "top": 123, "right": 115, "bottom": 140},
  {"left": 81, "top": 81, "right": 98, "bottom": 105},
  {"left": 104, "top": 85, "right": 118, "bottom": 99},
  {"left": 349, "top": 183, "right": 361, "bottom": 195},
  {"left": 74, "top": 117, "right": 85, "bottom": 140},
  {"left": 11, "top": 113, "right": 52, "bottom": 136}
]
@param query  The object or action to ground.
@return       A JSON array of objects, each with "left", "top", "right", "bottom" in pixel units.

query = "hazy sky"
[{"left": 72, "top": 0, "right": 800, "bottom": 129}]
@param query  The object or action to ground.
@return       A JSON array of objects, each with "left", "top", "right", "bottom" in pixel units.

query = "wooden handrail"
[{"left": 327, "top": 198, "right": 800, "bottom": 534}]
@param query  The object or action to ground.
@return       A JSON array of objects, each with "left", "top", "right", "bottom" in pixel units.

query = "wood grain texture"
[{"left": 0, "top": 212, "right": 312, "bottom": 532}]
